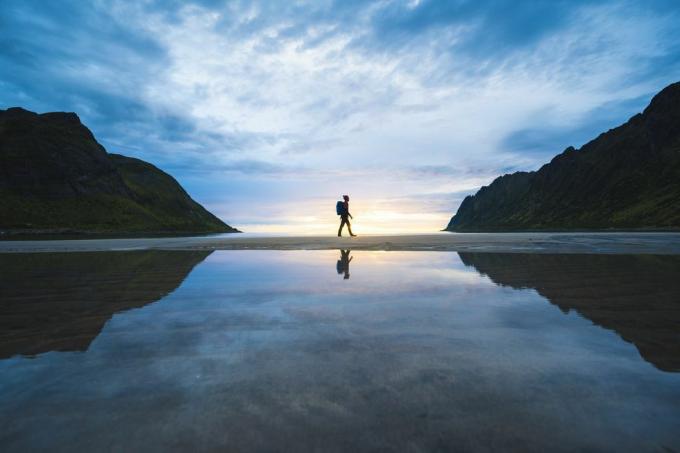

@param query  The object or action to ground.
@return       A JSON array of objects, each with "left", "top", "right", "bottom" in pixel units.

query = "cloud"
[
  {"left": 1, "top": 0, "right": 679, "bottom": 231},
  {"left": 500, "top": 93, "right": 655, "bottom": 159}
]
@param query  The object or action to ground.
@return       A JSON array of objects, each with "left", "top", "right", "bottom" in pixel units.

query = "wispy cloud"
[{"left": 1, "top": 0, "right": 679, "bottom": 232}]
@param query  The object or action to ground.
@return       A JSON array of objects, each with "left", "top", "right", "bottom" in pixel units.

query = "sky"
[{"left": 1, "top": 0, "right": 680, "bottom": 234}]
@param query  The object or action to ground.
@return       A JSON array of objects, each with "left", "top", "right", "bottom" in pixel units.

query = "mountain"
[
  {"left": 446, "top": 81, "right": 680, "bottom": 231},
  {"left": 0, "top": 250, "right": 212, "bottom": 358},
  {"left": 459, "top": 253, "right": 680, "bottom": 372},
  {"left": 0, "top": 107, "right": 238, "bottom": 234}
]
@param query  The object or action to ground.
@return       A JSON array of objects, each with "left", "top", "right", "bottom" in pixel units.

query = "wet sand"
[{"left": 1, "top": 232, "right": 680, "bottom": 254}]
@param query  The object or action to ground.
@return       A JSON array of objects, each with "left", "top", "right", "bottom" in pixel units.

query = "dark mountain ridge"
[
  {"left": 0, "top": 107, "right": 238, "bottom": 234},
  {"left": 446, "top": 81, "right": 680, "bottom": 231}
]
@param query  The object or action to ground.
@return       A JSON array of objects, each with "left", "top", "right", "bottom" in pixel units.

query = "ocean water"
[{"left": 1, "top": 250, "right": 679, "bottom": 452}]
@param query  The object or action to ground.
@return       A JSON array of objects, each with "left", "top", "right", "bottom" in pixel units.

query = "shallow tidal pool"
[{"left": 1, "top": 250, "right": 679, "bottom": 451}]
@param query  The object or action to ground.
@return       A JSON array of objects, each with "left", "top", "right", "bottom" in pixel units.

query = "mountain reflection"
[
  {"left": 0, "top": 250, "right": 211, "bottom": 358},
  {"left": 459, "top": 253, "right": 680, "bottom": 372}
]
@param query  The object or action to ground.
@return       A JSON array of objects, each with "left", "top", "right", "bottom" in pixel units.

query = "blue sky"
[{"left": 2, "top": 0, "right": 679, "bottom": 233}]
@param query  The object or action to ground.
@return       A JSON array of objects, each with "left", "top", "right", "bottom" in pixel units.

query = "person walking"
[{"left": 337, "top": 195, "right": 357, "bottom": 237}]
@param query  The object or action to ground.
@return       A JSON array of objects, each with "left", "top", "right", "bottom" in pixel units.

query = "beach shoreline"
[{"left": 1, "top": 232, "right": 679, "bottom": 254}]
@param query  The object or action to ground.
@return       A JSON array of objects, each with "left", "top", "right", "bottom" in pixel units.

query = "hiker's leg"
[
  {"left": 346, "top": 218, "right": 354, "bottom": 236},
  {"left": 338, "top": 217, "right": 346, "bottom": 236}
]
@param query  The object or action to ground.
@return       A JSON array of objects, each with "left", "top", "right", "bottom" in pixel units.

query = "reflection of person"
[
  {"left": 336, "top": 249, "right": 353, "bottom": 279},
  {"left": 337, "top": 195, "right": 357, "bottom": 237}
]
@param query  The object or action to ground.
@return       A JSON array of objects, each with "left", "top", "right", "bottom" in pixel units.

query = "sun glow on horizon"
[{"left": 206, "top": 197, "right": 455, "bottom": 235}]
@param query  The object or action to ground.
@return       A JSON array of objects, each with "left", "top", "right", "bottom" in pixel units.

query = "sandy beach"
[{"left": 1, "top": 232, "right": 679, "bottom": 254}]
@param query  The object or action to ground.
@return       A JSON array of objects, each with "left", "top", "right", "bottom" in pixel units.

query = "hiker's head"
[{"left": 343, "top": 195, "right": 349, "bottom": 201}]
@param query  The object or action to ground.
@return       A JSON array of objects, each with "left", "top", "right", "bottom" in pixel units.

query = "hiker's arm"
[{"left": 348, "top": 211, "right": 353, "bottom": 219}]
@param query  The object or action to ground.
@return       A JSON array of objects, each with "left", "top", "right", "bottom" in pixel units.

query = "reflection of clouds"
[
  {"left": 4, "top": 249, "right": 680, "bottom": 450},
  {"left": 201, "top": 250, "right": 487, "bottom": 294}
]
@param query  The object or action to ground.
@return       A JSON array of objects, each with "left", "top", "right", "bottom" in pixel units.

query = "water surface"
[{"left": 1, "top": 250, "right": 679, "bottom": 451}]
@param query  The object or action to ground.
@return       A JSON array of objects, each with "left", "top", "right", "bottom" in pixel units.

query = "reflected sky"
[{"left": 1, "top": 250, "right": 679, "bottom": 451}]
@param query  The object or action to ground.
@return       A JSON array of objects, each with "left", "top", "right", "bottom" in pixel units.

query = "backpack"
[{"left": 336, "top": 201, "right": 346, "bottom": 215}]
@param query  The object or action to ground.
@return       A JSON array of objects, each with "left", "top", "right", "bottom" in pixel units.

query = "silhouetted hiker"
[
  {"left": 336, "top": 195, "right": 357, "bottom": 237},
  {"left": 336, "top": 249, "right": 353, "bottom": 279}
]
